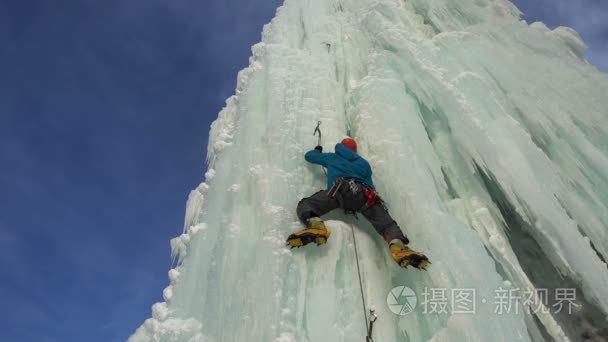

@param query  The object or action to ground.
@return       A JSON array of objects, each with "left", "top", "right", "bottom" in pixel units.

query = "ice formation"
[{"left": 131, "top": 0, "right": 608, "bottom": 341}]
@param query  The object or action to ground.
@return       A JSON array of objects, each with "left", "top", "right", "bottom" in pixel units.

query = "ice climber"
[{"left": 286, "top": 137, "right": 430, "bottom": 270}]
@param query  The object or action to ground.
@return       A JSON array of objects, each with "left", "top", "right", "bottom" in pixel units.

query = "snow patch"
[
  {"left": 162, "top": 286, "right": 173, "bottom": 302},
  {"left": 551, "top": 26, "right": 587, "bottom": 58},
  {"left": 168, "top": 269, "right": 180, "bottom": 285}
]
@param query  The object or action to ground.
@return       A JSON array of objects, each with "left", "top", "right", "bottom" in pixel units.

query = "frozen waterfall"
[{"left": 131, "top": 0, "right": 608, "bottom": 341}]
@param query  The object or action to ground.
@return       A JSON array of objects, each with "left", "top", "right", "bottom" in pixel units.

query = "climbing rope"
[
  {"left": 349, "top": 222, "right": 369, "bottom": 330},
  {"left": 313, "top": 120, "right": 377, "bottom": 340},
  {"left": 350, "top": 222, "right": 379, "bottom": 342}
]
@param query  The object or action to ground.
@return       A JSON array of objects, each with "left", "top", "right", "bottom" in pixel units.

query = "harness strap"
[
  {"left": 359, "top": 188, "right": 380, "bottom": 212},
  {"left": 327, "top": 178, "right": 343, "bottom": 197},
  {"left": 331, "top": 181, "right": 357, "bottom": 218},
  {"left": 328, "top": 178, "right": 381, "bottom": 216}
]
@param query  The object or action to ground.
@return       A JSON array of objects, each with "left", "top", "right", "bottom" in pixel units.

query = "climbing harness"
[
  {"left": 328, "top": 178, "right": 360, "bottom": 218},
  {"left": 328, "top": 178, "right": 385, "bottom": 217}
]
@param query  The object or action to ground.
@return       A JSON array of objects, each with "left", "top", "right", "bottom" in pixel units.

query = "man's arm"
[{"left": 304, "top": 145, "right": 330, "bottom": 167}]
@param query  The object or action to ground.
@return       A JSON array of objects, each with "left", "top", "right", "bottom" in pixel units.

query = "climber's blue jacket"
[{"left": 304, "top": 143, "right": 375, "bottom": 189}]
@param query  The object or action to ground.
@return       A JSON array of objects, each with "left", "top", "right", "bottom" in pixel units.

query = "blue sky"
[
  {"left": 511, "top": 0, "right": 608, "bottom": 71},
  {"left": 0, "top": 1, "right": 605, "bottom": 341}
]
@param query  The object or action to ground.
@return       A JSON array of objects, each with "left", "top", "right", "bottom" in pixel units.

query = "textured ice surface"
[{"left": 131, "top": 0, "right": 608, "bottom": 341}]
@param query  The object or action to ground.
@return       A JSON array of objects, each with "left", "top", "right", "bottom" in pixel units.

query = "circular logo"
[{"left": 387, "top": 286, "right": 417, "bottom": 315}]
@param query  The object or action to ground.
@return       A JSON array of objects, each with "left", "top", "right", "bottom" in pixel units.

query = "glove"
[{"left": 314, "top": 145, "right": 323, "bottom": 152}]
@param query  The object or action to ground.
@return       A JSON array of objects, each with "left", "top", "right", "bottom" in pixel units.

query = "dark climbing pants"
[{"left": 296, "top": 186, "right": 409, "bottom": 244}]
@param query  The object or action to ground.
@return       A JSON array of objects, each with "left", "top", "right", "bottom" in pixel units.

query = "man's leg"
[
  {"left": 296, "top": 190, "right": 338, "bottom": 224},
  {"left": 360, "top": 204, "right": 409, "bottom": 244},
  {"left": 361, "top": 205, "right": 429, "bottom": 269},
  {"left": 287, "top": 190, "right": 338, "bottom": 248}
]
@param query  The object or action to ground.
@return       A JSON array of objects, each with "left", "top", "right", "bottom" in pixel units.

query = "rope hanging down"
[
  {"left": 350, "top": 222, "right": 368, "bottom": 326},
  {"left": 312, "top": 120, "right": 377, "bottom": 341},
  {"left": 350, "top": 222, "right": 378, "bottom": 342}
]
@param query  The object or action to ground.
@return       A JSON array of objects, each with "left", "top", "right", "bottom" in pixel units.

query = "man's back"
[{"left": 304, "top": 143, "right": 374, "bottom": 189}]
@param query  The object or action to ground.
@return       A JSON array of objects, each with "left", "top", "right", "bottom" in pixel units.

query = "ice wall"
[{"left": 131, "top": 0, "right": 608, "bottom": 341}]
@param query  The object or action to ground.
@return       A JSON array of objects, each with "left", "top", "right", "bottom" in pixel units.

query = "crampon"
[
  {"left": 286, "top": 224, "right": 331, "bottom": 248},
  {"left": 391, "top": 244, "right": 431, "bottom": 270}
]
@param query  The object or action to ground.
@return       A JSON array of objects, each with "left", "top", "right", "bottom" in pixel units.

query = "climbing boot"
[
  {"left": 389, "top": 239, "right": 430, "bottom": 270},
  {"left": 286, "top": 218, "right": 331, "bottom": 248}
]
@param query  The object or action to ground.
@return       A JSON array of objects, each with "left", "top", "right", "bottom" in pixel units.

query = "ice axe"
[
  {"left": 312, "top": 121, "right": 327, "bottom": 176},
  {"left": 313, "top": 121, "right": 322, "bottom": 146}
]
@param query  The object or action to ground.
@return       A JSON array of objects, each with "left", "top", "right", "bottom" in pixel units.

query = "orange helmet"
[{"left": 341, "top": 137, "right": 357, "bottom": 152}]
